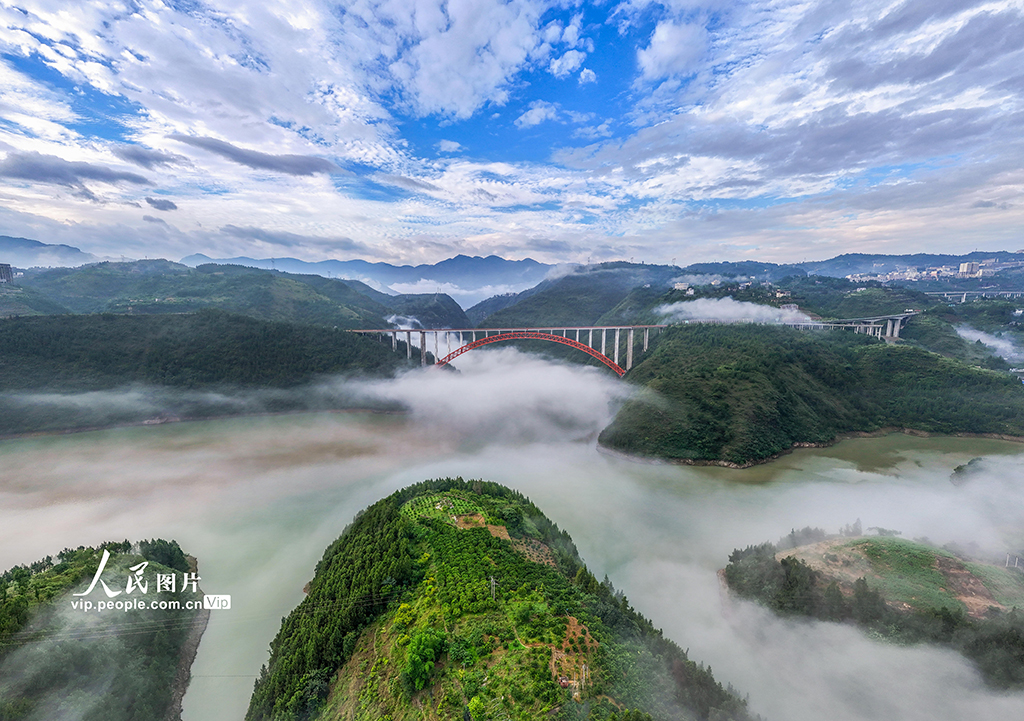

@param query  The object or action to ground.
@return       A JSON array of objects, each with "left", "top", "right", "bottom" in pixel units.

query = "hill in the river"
[
  {"left": 0, "top": 539, "right": 208, "bottom": 720},
  {"left": 598, "top": 324, "right": 1024, "bottom": 466},
  {"left": 724, "top": 534, "right": 1024, "bottom": 688},
  {"left": 246, "top": 478, "right": 755, "bottom": 721}
]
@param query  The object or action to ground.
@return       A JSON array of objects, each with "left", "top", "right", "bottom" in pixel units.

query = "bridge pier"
[
  {"left": 644, "top": 327, "right": 649, "bottom": 352},
  {"left": 406, "top": 331, "right": 412, "bottom": 360},
  {"left": 627, "top": 328, "right": 634, "bottom": 370},
  {"left": 588, "top": 328, "right": 593, "bottom": 348},
  {"left": 601, "top": 329, "right": 606, "bottom": 356},
  {"left": 420, "top": 331, "right": 426, "bottom": 366},
  {"left": 614, "top": 328, "right": 620, "bottom": 366}
]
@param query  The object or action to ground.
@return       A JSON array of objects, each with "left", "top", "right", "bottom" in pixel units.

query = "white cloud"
[
  {"left": 437, "top": 140, "right": 462, "bottom": 153},
  {"left": 550, "top": 49, "right": 586, "bottom": 78},
  {"left": 515, "top": 100, "right": 560, "bottom": 128},
  {"left": 657, "top": 297, "right": 812, "bottom": 324},
  {"left": 578, "top": 67, "right": 597, "bottom": 84},
  {"left": 637, "top": 20, "right": 707, "bottom": 80},
  {"left": 363, "top": 0, "right": 551, "bottom": 119}
]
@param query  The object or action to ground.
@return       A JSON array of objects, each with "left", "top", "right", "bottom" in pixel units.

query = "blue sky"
[{"left": 0, "top": 0, "right": 1022, "bottom": 266}]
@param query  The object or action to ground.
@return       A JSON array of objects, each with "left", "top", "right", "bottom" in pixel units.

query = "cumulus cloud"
[
  {"left": 657, "top": 297, "right": 812, "bottom": 324},
  {"left": 168, "top": 136, "right": 338, "bottom": 176},
  {"left": 578, "top": 67, "right": 597, "bottom": 84},
  {"left": 144, "top": 197, "right": 178, "bottom": 211},
  {"left": 637, "top": 20, "right": 706, "bottom": 80},
  {"left": 437, "top": 140, "right": 462, "bottom": 153},
  {"left": 550, "top": 49, "right": 586, "bottom": 78},
  {"left": 515, "top": 100, "right": 559, "bottom": 128}
]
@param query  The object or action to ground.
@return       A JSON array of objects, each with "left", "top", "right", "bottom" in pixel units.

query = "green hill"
[
  {"left": 0, "top": 284, "right": 70, "bottom": 317},
  {"left": 246, "top": 478, "right": 755, "bottom": 721},
  {"left": 0, "top": 539, "right": 208, "bottom": 720},
  {"left": 382, "top": 293, "right": 471, "bottom": 329},
  {"left": 598, "top": 324, "right": 1024, "bottom": 465},
  {"left": 474, "top": 263, "right": 678, "bottom": 328},
  {"left": 18, "top": 261, "right": 470, "bottom": 329},
  {"left": 20, "top": 261, "right": 390, "bottom": 328},
  {"left": 724, "top": 535, "right": 1024, "bottom": 688}
]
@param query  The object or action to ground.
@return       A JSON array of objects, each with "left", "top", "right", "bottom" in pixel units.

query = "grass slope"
[
  {"left": 246, "top": 478, "right": 754, "bottom": 721},
  {"left": 599, "top": 325, "right": 1024, "bottom": 465}
]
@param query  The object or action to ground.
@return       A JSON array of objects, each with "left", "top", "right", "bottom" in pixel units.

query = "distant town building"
[
  {"left": 774, "top": 289, "right": 791, "bottom": 298},
  {"left": 0, "top": 263, "right": 13, "bottom": 284},
  {"left": 958, "top": 261, "right": 981, "bottom": 277},
  {"left": 673, "top": 282, "right": 689, "bottom": 290}
]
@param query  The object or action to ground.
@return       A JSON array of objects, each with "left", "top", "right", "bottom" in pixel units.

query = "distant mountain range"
[
  {"left": 0, "top": 235, "right": 97, "bottom": 267},
  {"left": 5, "top": 233, "right": 1024, "bottom": 310},
  {"left": 180, "top": 252, "right": 552, "bottom": 307}
]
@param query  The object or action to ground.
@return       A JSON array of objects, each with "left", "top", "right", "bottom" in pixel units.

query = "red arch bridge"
[{"left": 349, "top": 326, "right": 668, "bottom": 377}]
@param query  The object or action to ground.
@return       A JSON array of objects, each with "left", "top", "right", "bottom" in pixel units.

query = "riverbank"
[{"left": 598, "top": 427, "right": 1024, "bottom": 469}]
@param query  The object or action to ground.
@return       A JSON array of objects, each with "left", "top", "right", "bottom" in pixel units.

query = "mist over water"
[{"left": 2, "top": 348, "right": 1024, "bottom": 720}]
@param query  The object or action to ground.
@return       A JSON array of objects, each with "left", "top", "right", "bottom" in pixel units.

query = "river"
[{"left": 2, "top": 350, "right": 1023, "bottom": 720}]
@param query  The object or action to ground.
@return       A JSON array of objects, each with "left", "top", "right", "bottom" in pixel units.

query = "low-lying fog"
[{"left": 2, "top": 347, "right": 1023, "bottom": 721}]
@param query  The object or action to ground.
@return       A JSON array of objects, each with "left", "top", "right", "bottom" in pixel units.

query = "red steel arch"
[{"left": 435, "top": 331, "right": 626, "bottom": 377}]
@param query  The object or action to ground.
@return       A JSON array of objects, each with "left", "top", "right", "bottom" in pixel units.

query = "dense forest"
[
  {"left": 724, "top": 536, "right": 1024, "bottom": 689},
  {"left": 0, "top": 310, "right": 418, "bottom": 436},
  {"left": 0, "top": 539, "right": 206, "bottom": 721},
  {"left": 0, "top": 310, "right": 409, "bottom": 391},
  {"left": 247, "top": 478, "right": 755, "bottom": 721},
  {"left": 599, "top": 324, "right": 1024, "bottom": 465}
]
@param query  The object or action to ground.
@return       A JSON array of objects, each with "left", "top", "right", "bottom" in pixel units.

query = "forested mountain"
[
  {"left": 0, "top": 235, "right": 96, "bottom": 267},
  {"left": 0, "top": 310, "right": 406, "bottom": 391},
  {"left": 0, "top": 539, "right": 207, "bottom": 721},
  {"left": 599, "top": 324, "right": 1024, "bottom": 466},
  {"left": 0, "top": 310, "right": 416, "bottom": 436},
  {"left": 15, "top": 261, "right": 469, "bottom": 329},
  {"left": 472, "top": 263, "right": 679, "bottom": 328},
  {"left": 180, "top": 253, "right": 551, "bottom": 293},
  {"left": 247, "top": 478, "right": 755, "bottom": 721}
]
